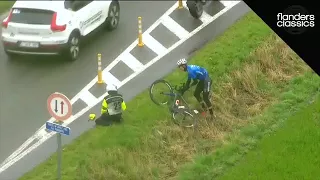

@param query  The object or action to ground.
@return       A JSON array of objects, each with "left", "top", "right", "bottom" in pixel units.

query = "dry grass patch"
[
  {"left": 74, "top": 34, "right": 311, "bottom": 180},
  {"left": 144, "top": 34, "right": 311, "bottom": 179}
]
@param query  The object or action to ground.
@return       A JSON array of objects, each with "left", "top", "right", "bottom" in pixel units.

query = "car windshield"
[{"left": 10, "top": 8, "right": 54, "bottom": 25}]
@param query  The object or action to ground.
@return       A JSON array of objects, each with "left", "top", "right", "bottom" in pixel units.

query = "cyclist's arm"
[
  {"left": 180, "top": 77, "right": 191, "bottom": 93},
  {"left": 185, "top": 72, "right": 193, "bottom": 87},
  {"left": 121, "top": 101, "right": 127, "bottom": 111},
  {"left": 101, "top": 99, "right": 108, "bottom": 115},
  {"left": 185, "top": 78, "right": 191, "bottom": 87},
  {"left": 186, "top": 74, "right": 200, "bottom": 87},
  {"left": 191, "top": 79, "right": 199, "bottom": 86}
]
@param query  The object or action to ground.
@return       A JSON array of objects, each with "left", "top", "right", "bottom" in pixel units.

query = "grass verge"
[
  {"left": 0, "top": 2, "right": 14, "bottom": 15},
  {"left": 19, "top": 11, "right": 320, "bottom": 180},
  {"left": 217, "top": 94, "right": 320, "bottom": 180}
]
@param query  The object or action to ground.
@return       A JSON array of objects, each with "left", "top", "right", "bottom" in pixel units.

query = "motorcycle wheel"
[{"left": 187, "top": 0, "right": 204, "bottom": 19}]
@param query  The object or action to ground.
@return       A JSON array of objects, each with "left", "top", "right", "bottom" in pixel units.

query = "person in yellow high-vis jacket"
[{"left": 89, "top": 84, "right": 127, "bottom": 126}]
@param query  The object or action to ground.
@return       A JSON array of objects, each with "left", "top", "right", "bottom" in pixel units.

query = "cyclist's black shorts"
[
  {"left": 195, "top": 76, "right": 212, "bottom": 95},
  {"left": 203, "top": 77, "right": 212, "bottom": 93}
]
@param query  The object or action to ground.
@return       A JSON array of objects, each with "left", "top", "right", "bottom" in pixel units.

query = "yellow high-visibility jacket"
[{"left": 101, "top": 93, "right": 126, "bottom": 115}]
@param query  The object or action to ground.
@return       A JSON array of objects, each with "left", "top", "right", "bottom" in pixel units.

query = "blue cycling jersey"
[{"left": 187, "top": 65, "right": 209, "bottom": 81}]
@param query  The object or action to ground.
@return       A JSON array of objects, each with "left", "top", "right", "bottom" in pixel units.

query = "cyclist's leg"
[
  {"left": 194, "top": 80, "right": 206, "bottom": 109},
  {"left": 203, "top": 77, "right": 213, "bottom": 115}
]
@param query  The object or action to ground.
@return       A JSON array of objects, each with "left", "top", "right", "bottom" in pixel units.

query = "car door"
[
  {"left": 67, "top": 1, "right": 92, "bottom": 35},
  {"left": 80, "top": 1, "right": 105, "bottom": 35}
]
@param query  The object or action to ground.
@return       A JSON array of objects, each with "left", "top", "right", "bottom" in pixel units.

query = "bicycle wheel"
[
  {"left": 149, "top": 79, "right": 174, "bottom": 106},
  {"left": 172, "top": 108, "right": 196, "bottom": 128}
]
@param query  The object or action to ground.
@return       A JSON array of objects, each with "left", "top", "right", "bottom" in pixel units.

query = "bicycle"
[{"left": 149, "top": 79, "right": 199, "bottom": 128}]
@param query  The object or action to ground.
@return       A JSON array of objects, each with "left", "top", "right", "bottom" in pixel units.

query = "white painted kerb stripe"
[
  {"left": 143, "top": 33, "right": 168, "bottom": 55},
  {"left": 78, "top": 90, "right": 98, "bottom": 107},
  {"left": 161, "top": 16, "right": 189, "bottom": 39},
  {"left": 221, "top": 0, "right": 238, "bottom": 7},
  {"left": 102, "top": 71, "right": 121, "bottom": 87},
  {"left": 121, "top": 53, "right": 144, "bottom": 72},
  {"left": 199, "top": 11, "right": 213, "bottom": 24}
]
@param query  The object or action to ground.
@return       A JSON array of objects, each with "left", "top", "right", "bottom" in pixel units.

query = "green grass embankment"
[
  {"left": 179, "top": 72, "right": 320, "bottom": 179},
  {"left": 0, "top": 2, "right": 14, "bottom": 15},
  {"left": 20, "top": 11, "right": 320, "bottom": 180},
  {"left": 217, "top": 94, "right": 320, "bottom": 180}
]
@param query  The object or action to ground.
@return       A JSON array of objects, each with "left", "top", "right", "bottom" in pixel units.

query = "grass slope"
[
  {"left": 19, "top": 11, "right": 320, "bottom": 180},
  {"left": 0, "top": 2, "right": 14, "bottom": 14},
  {"left": 218, "top": 94, "right": 320, "bottom": 180},
  {"left": 178, "top": 72, "right": 320, "bottom": 179}
]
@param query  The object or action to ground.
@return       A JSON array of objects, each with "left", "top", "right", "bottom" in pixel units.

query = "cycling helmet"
[
  {"left": 177, "top": 58, "right": 187, "bottom": 66},
  {"left": 106, "top": 84, "right": 117, "bottom": 92}
]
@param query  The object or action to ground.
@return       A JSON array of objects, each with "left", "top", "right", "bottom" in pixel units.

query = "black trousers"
[
  {"left": 95, "top": 113, "right": 123, "bottom": 126},
  {"left": 194, "top": 77, "right": 212, "bottom": 108}
]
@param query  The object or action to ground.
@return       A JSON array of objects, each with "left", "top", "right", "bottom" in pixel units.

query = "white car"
[{"left": 1, "top": 0, "right": 120, "bottom": 61}]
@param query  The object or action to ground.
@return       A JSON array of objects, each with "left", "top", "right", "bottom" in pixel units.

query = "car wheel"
[
  {"left": 64, "top": 32, "right": 80, "bottom": 61},
  {"left": 105, "top": 1, "right": 120, "bottom": 31}
]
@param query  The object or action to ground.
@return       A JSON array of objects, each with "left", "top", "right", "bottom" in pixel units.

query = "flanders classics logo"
[{"left": 277, "top": 5, "right": 315, "bottom": 34}]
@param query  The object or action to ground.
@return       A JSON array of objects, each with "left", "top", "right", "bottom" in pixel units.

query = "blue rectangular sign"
[{"left": 46, "top": 121, "right": 71, "bottom": 136}]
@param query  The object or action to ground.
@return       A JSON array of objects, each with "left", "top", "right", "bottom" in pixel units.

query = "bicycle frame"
[{"left": 161, "top": 91, "right": 190, "bottom": 111}]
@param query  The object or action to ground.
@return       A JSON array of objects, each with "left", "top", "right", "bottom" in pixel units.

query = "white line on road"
[
  {"left": 71, "top": 78, "right": 97, "bottom": 104},
  {"left": 121, "top": 53, "right": 144, "bottom": 72},
  {"left": 143, "top": 33, "right": 168, "bottom": 55},
  {"left": 161, "top": 16, "right": 190, "bottom": 39},
  {"left": 102, "top": 71, "right": 121, "bottom": 87},
  {"left": 78, "top": 90, "right": 98, "bottom": 107},
  {"left": 199, "top": 11, "right": 213, "bottom": 24},
  {"left": 0, "top": 0, "right": 241, "bottom": 174},
  {"left": 221, "top": 0, "right": 239, "bottom": 7}
]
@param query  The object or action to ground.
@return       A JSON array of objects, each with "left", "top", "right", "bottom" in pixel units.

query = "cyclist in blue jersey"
[{"left": 177, "top": 58, "right": 214, "bottom": 116}]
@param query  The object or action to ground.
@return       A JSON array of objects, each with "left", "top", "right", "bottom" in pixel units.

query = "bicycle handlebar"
[{"left": 173, "top": 83, "right": 185, "bottom": 92}]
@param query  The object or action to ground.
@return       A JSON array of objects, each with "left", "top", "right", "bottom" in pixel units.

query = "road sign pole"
[
  {"left": 47, "top": 92, "right": 72, "bottom": 180},
  {"left": 46, "top": 121, "right": 70, "bottom": 180},
  {"left": 57, "top": 133, "right": 62, "bottom": 180}
]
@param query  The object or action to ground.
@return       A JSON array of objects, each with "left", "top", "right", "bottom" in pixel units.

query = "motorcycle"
[{"left": 186, "top": 0, "right": 206, "bottom": 19}]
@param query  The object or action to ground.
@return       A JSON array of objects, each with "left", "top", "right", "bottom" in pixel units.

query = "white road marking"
[
  {"left": 221, "top": 0, "right": 238, "bottom": 7},
  {"left": 0, "top": 138, "right": 33, "bottom": 166},
  {"left": 71, "top": 78, "right": 97, "bottom": 104},
  {"left": 0, "top": 0, "right": 242, "bottom": 174},
  {"left": 121, "top": 53, "right": 144, "bottom": 72},
  {"left": 102, "top": 71, "right": 121, "bottom": 87},
  {"left": 161, "top": 16, "right": 189, "bottom": 39},
  {"left": 199, "top": 11, "right": 213, "bottom": 24},
  {"left": 120, "top": 4, "right": 239, "bottom": 87},
  {"left": 143, "top": 33, "right": 168, "bottom": 55},
  {"left": 78, "top": 90, "right": 98, "bottom": 107},
  {"left": 102, "top": 41, "right": 139, "bottom": 73}
]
